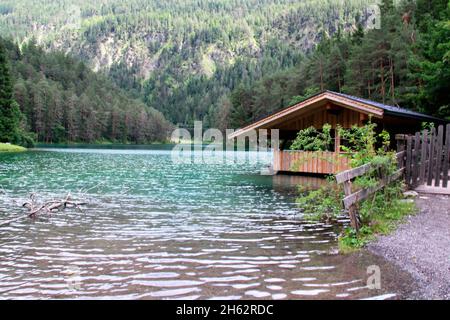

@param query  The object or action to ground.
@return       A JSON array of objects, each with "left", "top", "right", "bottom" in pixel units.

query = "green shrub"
[
  {"left": 339, "top": 198, "right": 416, "bottom": 253},
  {"left": 295, "top": 122, "right": 416, "bottom": 252},
  {"left": 12, "top": 129, "right": 35, "bottom": 148},
  {"left": 290, "top": 123, "right": 332, "bottom": 151},
  {"left": 296, "top": 176, "right": 343, "bottom": 221}
]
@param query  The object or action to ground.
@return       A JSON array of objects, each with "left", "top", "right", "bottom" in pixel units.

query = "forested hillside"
[
  {"left": 0, "top": 0, "right": 380, "bottom": 127},
  {"left": 0, "top": 0, "right": 448, "bottom": 141},
  {"left": 0, "top": 38, "right": 172, "bottom": 144},
  {"left": 229, "top": 0, "right": 450, "bottom": 128}
]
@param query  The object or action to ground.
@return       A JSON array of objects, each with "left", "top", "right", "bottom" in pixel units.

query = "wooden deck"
[{"left": 273, "top": 150, "right": 351, "bottom": 175}]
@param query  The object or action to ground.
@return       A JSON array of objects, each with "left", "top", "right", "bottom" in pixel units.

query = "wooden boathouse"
[{"left": 229, "top": 91, "right": 442, "bottom": 175}]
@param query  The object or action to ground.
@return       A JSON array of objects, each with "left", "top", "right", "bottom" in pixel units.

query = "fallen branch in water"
[
  {"left": 23, "top": 193, "right": 87, "bottom": 217},
  {"left": 0, "top": 215, "right": 28, "bottom": 227},
  {"left": 0, "top": 193, "right": 87, "bottom": 227}
]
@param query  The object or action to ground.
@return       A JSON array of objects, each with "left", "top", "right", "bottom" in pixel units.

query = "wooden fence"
[
  {"left": 396, "top": 124, "right": 450, "bottom": 188},
  {"left": 335, "top": 151, "right": 406, "bottom": 231},
  {"left": 273, "top": 150, "right": 350, "bottom": 174}
]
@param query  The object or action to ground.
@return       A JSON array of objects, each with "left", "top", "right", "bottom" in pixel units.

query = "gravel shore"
[{"left": 368, "top": 194, "right": 450, "bottom": 300}]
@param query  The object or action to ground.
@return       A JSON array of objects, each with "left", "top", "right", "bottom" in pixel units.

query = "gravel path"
[{"left": 368, "top": 194, "right": 450, "bottom": 300}]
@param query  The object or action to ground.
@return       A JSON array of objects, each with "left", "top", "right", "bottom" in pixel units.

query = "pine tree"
[
  {"left": 0, "top": 39, "right": 21, "bottom": 143},
  {"left": 380, "top": 0, "right": 395, "bottom": 18},
  {"left": 408, "top": 0, "right": 450, "bottom": 117},
  {"left": 352, "top": 16, "right": 365, "bottom": 46}
]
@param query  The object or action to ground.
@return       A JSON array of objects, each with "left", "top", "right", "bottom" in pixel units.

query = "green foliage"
[
  {"left": 288, "top": 87, "right": 320, "bottom": 105},
  {"left": 14, "top": 130, "right": 36, "bottom": 148},
  {"left": 0, "top": 0, "right": 382, "bottom": 128},
  {"left": 0, "top": 40, "right": 28, "bottom": 146},
  {"left": 0, "top": 142, "right": 26, "bottom": 152},
  {"left": 0, "top": 37, "right": 173, "bottom": 144},
  {"left": 230, "top": 1, "right": 450, "bottom": 127},
  {"left": 421, "top": 121, "right": 435, "bottom": 130},
  {"left": 296, "top": 176, "right": 344, "bottom": 221},
  {"left": 339, "top": 122, "right": 401, "bottom": 219},
  {"left": 339, "top": 197, "right": 416, "bottom": 253},
  {"left": 290, "top": 124, "right": 332, "bottom": 151},
  {"left": 0, "top": 0, "right": 448, "bottom": 138},
  {"left": 339, "top": 122, "right": 392, "bottom": 168},
  {"left": 337, "top": 123, "right": 416, "bottom": 251},
  {"left": 407, "top": 0, "right": 450, "bottom": 119},
  {"left": 295, "top": 122, "right": 415, "bottom": 251},
  {"left": 339, "top": 226, "right": 374, "bottom": 252},
  {"left": 295, "top": 122, "right": 397, "bottom": 222}
]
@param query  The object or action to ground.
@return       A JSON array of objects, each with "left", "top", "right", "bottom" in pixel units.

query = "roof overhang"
[{"left": 228, "top": 91, "right": 384, "bottom": 139}]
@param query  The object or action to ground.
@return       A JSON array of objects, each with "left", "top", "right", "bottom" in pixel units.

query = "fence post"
[
  {"left": 411, "top": 132, "right": 421, "bottom": 186},
  {"left": 342, "top": 180, "right": 360, "bottom": 232},
  {"left": 396, "top": 134, "right": 406, "bottom": 152},
  {"left": 405, "top": 136, "right": 413, "bottom": 186},
  {"left": 443, "top": 124, "right": 450, "bottom": 188},
  {"left": 419, "top": 129, "right": 428, "bottom": 185},
  {"left": 434, "top": 125, "right": 444, "bottom": 187},
  {"left": 427, "top": 127, "right": 436, "bottom": 186}
]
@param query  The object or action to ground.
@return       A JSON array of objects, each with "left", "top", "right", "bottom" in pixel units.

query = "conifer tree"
[{"left": 0, "top": 39, "right": 21, "bottom": 143}]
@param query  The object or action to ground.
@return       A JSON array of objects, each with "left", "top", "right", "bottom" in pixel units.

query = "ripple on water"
[{"left": 0, "top": 149, "right": 413, "bottom": 299}]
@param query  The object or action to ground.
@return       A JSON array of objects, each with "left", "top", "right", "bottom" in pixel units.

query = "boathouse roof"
[
  {"left": 329, "top": 91, "right": 441, "bottom": 122},
  {"left": 229, "top": 91, "right": 442, "bottom": 139}
]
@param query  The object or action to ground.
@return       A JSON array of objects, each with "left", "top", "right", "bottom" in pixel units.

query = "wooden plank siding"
[
  {"left": 273, "top": 150, "right": 350, "bottom": 174},
  {"left": 228, "top": 91, "right": 385, "bottom": 140},
  {"left": 278, "top": 105, "right": 365, "bottom": 131}
]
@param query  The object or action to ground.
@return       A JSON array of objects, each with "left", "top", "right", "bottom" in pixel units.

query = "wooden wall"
[
  {"left": 277, "top": 104, "right": 365, "bottom": 131},
  {"left": 273, "top": 150, "right": 351, "bottom": 175}
]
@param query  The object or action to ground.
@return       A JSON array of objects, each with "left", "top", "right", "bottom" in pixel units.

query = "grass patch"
[
  {"left": 338, "top": 198, "right": 416, "bottom": 254},
  {"left": 293, "top": 122, "right": 418, "bottom": 254},
  {"left": 0, "top": 143, "right": 26, "bottom": 152},
  {"left": 296, "top": 176, "right": 343, "bottom": 221}
]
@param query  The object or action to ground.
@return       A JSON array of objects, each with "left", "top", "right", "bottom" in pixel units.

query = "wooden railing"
[
  {"left": 396, "top": 124, "right": 450, "bottom": 188},
  {"left": 273, "top": 150, "right": 350, "bottom": 174},
  {"left": 335, "top": 151, "right": 406, "bottom": 231}
]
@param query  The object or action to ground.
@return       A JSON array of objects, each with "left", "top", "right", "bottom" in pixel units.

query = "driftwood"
[
  {"left": 23, "top": 193, "right": 87, "bottom": 217},
  {"left": 0, "top": 193, "right": 87, "bottom": 227},
  {"left": 0, "top": 215, "right": 28, "bottom": 227}
]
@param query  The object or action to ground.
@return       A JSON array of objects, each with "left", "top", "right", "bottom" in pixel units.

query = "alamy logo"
[
  {"left": 366, "top": 4, "right": 382, "bottom": 30},
  {"left": 64, "top": 266, "right": 82, "bottom": 291},
  {"left": 367, "top": 265, "right": 381, "bottom": 289},
  {"left": 171, "top": 121, "right": 279, "bottom": 166}
]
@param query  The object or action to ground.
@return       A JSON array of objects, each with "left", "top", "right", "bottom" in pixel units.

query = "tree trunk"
[
  {"left": 380, "top": 59, "right": 386, "bottom": 104},
  {"left": 389, "top": 56, "right": 395, "bottom": 104}
]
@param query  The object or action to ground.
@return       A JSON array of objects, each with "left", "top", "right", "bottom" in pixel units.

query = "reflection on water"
[
  {"left": 272, "top": 175, "right": 329, "bottom": 192},
  {"left": 0, "top": 148, "right": 417, "bottom": 299}
]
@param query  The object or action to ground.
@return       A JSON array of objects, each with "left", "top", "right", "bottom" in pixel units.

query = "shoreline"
[
  {"left": 0, "top": 143, "right": 27, "bottom": 152},
  {"left": 35, "top": 142, "right": 172, "bottom": 147},
  {"left": 367, "top": 194, "right": 450, "bottom": 299}
]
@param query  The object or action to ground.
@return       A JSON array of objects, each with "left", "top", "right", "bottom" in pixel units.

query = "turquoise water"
[{"left": 0, "top": 148, "right": 416, "bottom": 299}]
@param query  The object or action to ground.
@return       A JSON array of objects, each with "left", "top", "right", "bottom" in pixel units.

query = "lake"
[{"left": 0, "top": 147, "right": 417, "bottom": 299}]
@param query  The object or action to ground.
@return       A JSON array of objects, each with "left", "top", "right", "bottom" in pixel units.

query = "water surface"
[{"left": 0, "top": 148, "right": 417, "bottom": 299}]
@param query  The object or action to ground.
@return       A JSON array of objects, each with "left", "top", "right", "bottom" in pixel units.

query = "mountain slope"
[
  {"left": 1, "top": 37, "right": 172, "bottom": 144},
  {"left": 0, "top": 0, "right": 380, "bottom": 126},
  {"left": 228, "top": 0, "right": 450, "bottom": 128}
]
